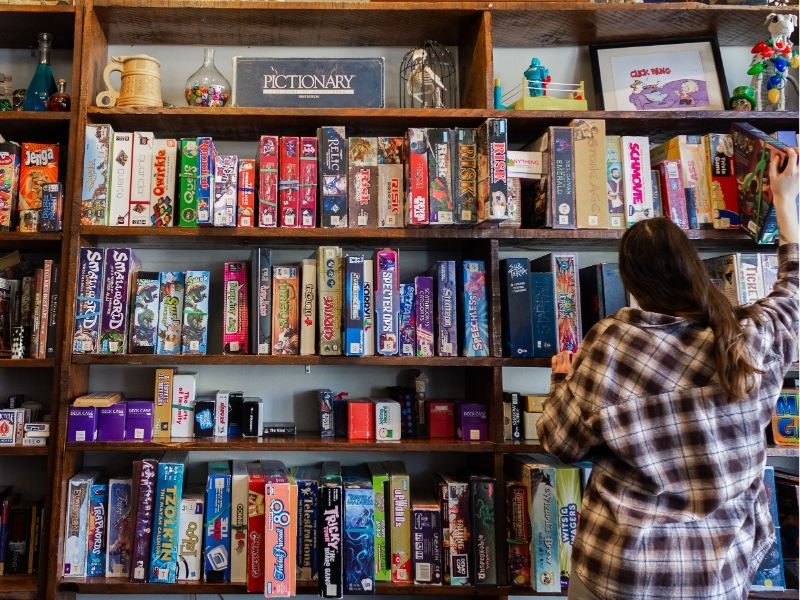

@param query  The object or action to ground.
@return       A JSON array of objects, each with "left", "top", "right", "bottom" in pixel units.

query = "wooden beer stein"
[{"left": 96, "top": 54, "right": 162, "bottom": 107}]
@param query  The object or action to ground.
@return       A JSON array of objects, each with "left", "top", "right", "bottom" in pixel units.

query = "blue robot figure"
[{"left": 524, "top": 58, "right": 549, "bottom": 97}]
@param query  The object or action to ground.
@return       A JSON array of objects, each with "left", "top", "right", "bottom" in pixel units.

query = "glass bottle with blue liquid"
[{"left": 22, "top": 33, "right": 57, "bottom": 112}]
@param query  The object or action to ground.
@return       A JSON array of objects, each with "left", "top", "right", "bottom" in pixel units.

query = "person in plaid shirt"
[{"left": 538, "top": 148, "right": 799, "bottom": 599}]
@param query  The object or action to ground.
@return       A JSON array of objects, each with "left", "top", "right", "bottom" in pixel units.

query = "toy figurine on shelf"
[
  {"left": 523, "top": 58, "right": 550, "bottom": 97},
  {"left": 399, "top": 41, "right": 456, "bottom": 109},
  {"left": 495, "top": 57, "right": 588, "bottom": 111},
  {"left": 734, "top": 13, "right": 799, "bottom": 111}
]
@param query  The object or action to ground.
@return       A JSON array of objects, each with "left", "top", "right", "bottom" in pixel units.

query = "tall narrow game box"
[
  {"left": 258, "top": 135, "right": 279, "bottom": 227},
  {"left": 375, "top": 248, "right": 399, "bottom": 356},
  {"left": 130, "top": 459, "right": 157, "bottom": 582},
  {"left": 317, "top": 246, "right": 343, "bottom": 355},
  {"left": 177, "top": 492, "right": 204, "bottom": 581},
  {"left": 411, "top": 500, "right": 443, "bottom": 585},
  {"left": 293, "top": 465, "right": 320, "bottom": 582},
  {"left": 377, "top": 137, "right": 404, "bottom": 227},
  {"left": 344, "top": 255, "right": 365, "bottom": 356},
  {"left": 237, "top": 158, "right": 256, "bottom": 227},
  {"left": 460, "top": 260, "right": 489, "bottom": 357},
  {"left": 342, "top": 467, "right": 375, "bottom": 594},
  {"left": 705, "top": 133, "right": 739, "bottom": 229},
  {"left": 469, "top": 476, "right": 496, "bottom": 585},
  {"left": 100, "top": 248, "right": 140, "bottom": 354},
  {"left": 130, "top": 271, "right": 161, "bottom": 354},
  {"left": 621, "top": 136, "right": 654, "bottom": 226},
  {"left": 279, "top": 137, "right": 300, "bottom": 227},
  {"left": 499, "top": 258, "right": 533, "bottom": 358},
  {"left": 251, "top": 248, "right": 272, "bottom": 355},
  {"left": 319, "top": 126, "right": 348, "bottom": 228},
  {"left": 213, "top": 154, "right": 238, "bottom": 227},
  {"left": 182, "top": 270, "right": 210, "bottom": 355},
  {"left": 363, "top": 258, "right": 375, "bottom": 356},
  {"left": 150, "top": 138, "right": 177, "bottom": 226},
  {"left": 128, "top": 132, "right": 154, "bottom": 226},
  {"left": 476, "top": 118, "right": 508, "bottom": 224},
  {"left": 271, "top": 266, "right": 299, "bottom": 355},
  {"left": 196, "top": 136, "right": 216, "bottom": 226},
  {"left": 454, "top": 128, "right": 478, "bottom": 225},
  {"left": 366, "top": 462, "right": 390, "bottom": 582},
  {"left": 427, "top": 128, "right": 454, "bottom": 225},
  {"left": 438, "top": 474, "right": 470, "bottom": 585},
  {"left": 156, "top": 271, "right": 185, "bottom": 355},
  {"left": 604, "top": 135, "right": 625, "bottom": 229},
  {"left": 246, "top": 462, "right": 266, "bottom": 592},
  {"left": 570, "top": 118, "right": 608, "bottom": 229},
  {"left": 531, "top": 254, "right": 581, "bottom": 353},
  {"left": 385, "top": 460, "right": 411, "bottom": 583},
  {"left": 230, "top": 461, "right": 249, "bottom": 584},
  {"left": 300, "top": 258, "right": 317, "bottom": 356},
  {"left": 405, "top": 128, "right": 429, "bottom": 226},
  {"left": 651, "top": 135, "right": 713, "bottom": 228},
  {"left": 349, "top": 137, "right": 378, "bottom": 227},
  {"left": 300, "top": 136, "right": 318, "bottom": 227},
  {"left": 86, "top": 483, "right": 108, "bottom": 577},
  {"left": 81, "top": 124, "right": 112, "bottom": 225},
  {"left": 319, "top": 461, "right": 343, "bottom": 598},
  {"left": 63, "top": 470, "right": 100, "bottom": 577},
  {"left": 148, "top": 452, "right": 187, "bottom": 583},
  {"left": 262, "top": 461, "right": 298, "bottom": 597},
  {"left": 178, "top": 138, "right": 198, "bottom": 227},
  {"left": 204, "top": 461, "right": 232, "bottom": 583},
  {"left": 223, "top": 261, "right": 248, "bottom": 354},
  {"left": 414, "top": 275, "right": 434, "bottom": 357},
  {"left": 435, "top": 260, "right": 457, "bottom": 356},
  {"left": 399, "top": 283, "right": 415, "bottom": 357},
  {"left": 106, "top": 477, "right": 133, "bottom": 578},
  {"left": 73, "top": 247, "right": 105, "bottom": 354},
  {"left": 108, "top": 132, "right": 133, "bottom": 226}
]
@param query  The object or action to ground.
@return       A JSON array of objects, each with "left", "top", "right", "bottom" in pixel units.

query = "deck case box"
[
  {"left": 67, "top": 406, "right": 97, "bottom": 443},
  {"left": 456, "top": 403, "right": 488, "bottom": 442},
  {"left": 428, "top": 402, "right": 455, "bottom": 439},
  {"left": 97, "top": 404, "right": 126, "bottom": 442}
]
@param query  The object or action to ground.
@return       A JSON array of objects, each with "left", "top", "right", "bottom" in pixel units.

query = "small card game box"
[
  {"left": 125, "top": 401, "right": 153, "bottom": 441},
  {"left": 67, "top": 406, "right": 97, "bottom": 443},
  {"left": 457, "top": 403, "right": 488, "bottom": 441},
  {"left": 242, "top": 397, "right": 264, "bottom": 438},
  {"left": 375, "top": 399, "right": 401, "bottom": 441},
  {"left": 411, "top": 501, "right": 443, "bottom": 584},
  {"left": 318, "top": 389, "right": 335, "bottom": 438},
  {"left": 427, "top": 402, "right": 455, "bottom": 439},
  {"left": 194, "top": 398, "right": 215, "bottom": 438},
  {"left": 172, "top": 373, "right": 197, "bottom": 438},
  {"left": 348, "top": 400, "right": 375, "bottom": 440},
  {"left": 40, "top": 181, "right": 63, "bottom": 231}
]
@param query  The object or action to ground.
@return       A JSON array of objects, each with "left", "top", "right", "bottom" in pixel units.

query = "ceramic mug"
[{"left": 96, "top": 54, "right": 162, "bottom": 108}]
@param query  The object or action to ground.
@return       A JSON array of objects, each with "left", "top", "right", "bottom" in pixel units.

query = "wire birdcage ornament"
[{"left": 400, "top": 41, "right": 456, "bottom": 109}]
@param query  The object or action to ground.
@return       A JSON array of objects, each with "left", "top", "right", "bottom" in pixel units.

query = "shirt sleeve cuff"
[{"left": 551, "top": 372, "right": 567, "bottom": 384}]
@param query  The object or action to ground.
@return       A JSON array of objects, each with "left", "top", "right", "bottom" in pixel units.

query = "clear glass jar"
[{"left": 184, "top": 48, "right": 231, "bottom": 107}]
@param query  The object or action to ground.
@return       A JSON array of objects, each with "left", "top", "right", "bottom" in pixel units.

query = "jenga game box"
[
  {"left": 299, "top": 137, "right": 318, "bottom": 228},
  {"left": 0, "top": 142, "right": 20, "bottom": 231},
  {"left": 19, "top": 142, "right": 59, "bottom": 231}
]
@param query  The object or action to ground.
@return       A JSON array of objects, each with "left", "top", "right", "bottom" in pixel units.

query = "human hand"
[
  {"left": 770, "top": 147, "right": 799, "bottom": 244},
  {"left": 551, "top": 350, "right": 576, "bottom": 375}
]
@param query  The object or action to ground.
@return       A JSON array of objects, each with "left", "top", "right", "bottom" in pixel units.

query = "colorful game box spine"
[
  {"left": 152, "top": 367, "right": 174, "bottom": 439},
  {"left": 223, "top": 261, "right": 248, "bottom": 354},
  {"left": 258, "top": 135, "right": 279, "bottom": 227},
  {"left": 181, "top": 270, "right": 210, "bottom": 355},
  {"left": 531, "top": 254, "right": 581, "bottom": 353},
  {"left": 73, "top": 247, "right": 105, "bottom": 354},
  {"left": 156, "top": 271, "right": 185, "bottom": 355},
  {"left": 319, "top": 126, "right": 348, "bottom": 228},
  {"left": 271, "top": 265, "right": 300, "bottom": 355},
  {"left": 300, "top": 258, "right": 317, "bottom": 356},
  {"left": 100, "top": 248, "right": 139, "bottom": 354},
  {"left": 19, "top": 142, "right": 59, "bottom": 215},
  {"left": 251, "top": 248, "right": 272, "bottom": 355},
  {"left": 319, "top": 390, "right": 335, "bottom": 438},
  {"left": 148, "top": 455, "right": 186, "bottom": 583},
  {"left": 366, "top": 462, "right": 390, "bottom": 582},
  {"left": 342, "top": 467, "right": 375, "bottom": 594},
  {"left": 411, "top": 501, "right": 443, "bottom": 585},
  {"left": 377, "top": 137, "right": 404, "bottom": 228},
  {"left": 398, "top": 283, "right": 416, "bottom": 357},
  {"left": 651, "top": 135, "right": 712, "bottom": 228},
  {"left": 454, "top": 128, "right": 478, "bottom": 225},
  {"left": 213, "top": 154, "right": 238, "bottom": 227},
  {"left": 500, "top": 258, "right": 533, "bottom": 357},
  {"left": 178, "top": 138, "right": 198, "bottom": 227},
  {"left": 236, "top": 158, "right": 256, "bottom": 227},
  {"left": 547, "top": 126, "right": 575, "bottom": 229},
  {"left": 171, "top": 373, "right": 196, "bottom": 438},
  {"left": 177, "top": 493, "right": 204, "bottom": 581},
  {"left": 773, "top": 389, "right": 799, "bottom": 445},
  {"left": 82, "top": 124, "right": 112, "bottom": 226},
  {"left": 732, "top": 123, "right": 790, "bottom": 244},
  {"left": 460, "top": 260, "right": 489, "bottom": 357},
  {"left": 506, "top": 482, "right": 531, "bottom": 587},
  {"left": 405, "top": 128, "right": 429, "bottom": 226},
  {"left": 530, "top": 272, "right": 556, "bottom": 358},
  {"left": 106, "top": 478, "right": 133, "bottom": 578},
  {"left": 375, "top": 249, "right": 399, "bottom": 356},
  {"left": 435, "top": 260, "right": 457, "bottom": 356},
  {"left": 349, "top": 137, "right": 378, "bottom": 228},
  {"left": 87, "top": 483, "right": 108, "bottom": 577},
  {"left": 470, "top": 476, "right": 496, "bottom": 585},
  {"left": 300, "top": 136, "right": 318, "bottom": 227},
  {"left": 554, "top": 465, "right": 580, "bottom": 588},
  {"left": 279, "top": 136, "right": 300, "bottom": 227},
  {"left": 0, "top": 143, "right": 20, "bottom": 230},
  {"left": 204, "top": 461, "right": 232, "bottom": 583},
  {"left": 426, "top": 128, "right": 454, "bottom": 225},
  {"left": 704, "top": 134, "right": 739, "bottom": 230},
  {"left": 570, "top": 118, "right": 608, "bottom": 229},
  {"left": 655, "top": 160, "right": 689, "bottom": 229},
  {"left": 439, "top": 475, "right": 470, "bottom": 585},
  {"left": 738, "top": 253, "right": 763, "bottom": 305},
  {"left": 604, "top": 135, "right": 625, "bottom": 229},
  {"left": 263, "top": 461, "right": 298, "bottom": 597},
  {"left": 621, "top": 136, "right": 654, "bottom": 226},
  {"left": 385, "top": 461, "right": 411, "bottom": 583},
  {"left": 196, "top": 136, "right": 216, "bottom": 226},
  {"left": 530, "top": 464, "right": 559, "bottom": 592},
  {"left": 319, "top": 462, "right": 343, "bottom": 598},
  {"left": 150, "top": 138, "right": 177, "bottom": 226},
  {"left": 317, "top": 246, "right": 343, "bottom": 355},
  {"left": 40, "top": 182, "right": 62, "bottom": 231},
  {"left": 63, "top": 470, "right": 99, "bottom": 577},
  {"left": 108, "top": 132, "right": 133, "bottom": 226},
  {"left": 130, "top": 459, "right": 157, "bottom": 582},
  {"left": 344, "top": 255, "right": 365, "bottom": 356},
  {"left": 213, "top": 391, "right": 229, "bottom": 439},
  {"left": 362, "top": 258, "right": 375, "bottom": 356},
  {"left": 477, "top": 118, "right": 508, "bottom": 223},
  {"left": 128, "top": 132, "right": 154, "bottom": 226},
  {"left": 414, "top": 275, "right": 434, "bottom": 357},
  {"left": 246, "top": 462, "right": 266, "bottom": 592},
  {"left": 293, "top": 466, "right": 320, "bottom": 582}
]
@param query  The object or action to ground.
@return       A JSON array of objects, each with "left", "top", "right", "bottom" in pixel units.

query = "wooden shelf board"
[
  {"left": 0, "top": 232, "right": 63, "bottom": 252},
  {"left": 0, "top": 6, "right": 75, "bottom": 49},
  {"left": 84, "top": 106, "right": 799, "bottom": 140},
  {"left": 766, "top": 445, "right": 799, "bottom": 458},
  {"left": 66, "top": 433, "right": 492, "bottom": 453},
  {"left": 72, "top": 353, "right": 497, "bottom": 367},
  {"left": 0, "top": 574, "right": 38, "bottom": 599},
  {"left": 749, "top": 591, "right": 800, "bottom": 600},
  {"left": 490, "top": 3, "right": 799, "bottom": 47},
  {"left": 497, "top": 441, "right": 546, "bottom": 453},
  {"left": 92, "top": 2, "right": 482, "bottom": 47},
  {"left": 0, "top": 445, "right": 48, "bottom": 457},
  {"left": 58, "top": 578, "right": 519, "bottom": 595},
  {"left": 0, "top": 358, "right": 55, "bottom": 368}
]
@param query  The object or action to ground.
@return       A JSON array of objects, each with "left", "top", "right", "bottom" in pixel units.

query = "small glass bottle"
[
  {"left": 22, "top": 33, "right": 57, "bottom": 112},
  {"left": 47, "top": 78, "right": 71, "bottom": 111},
  {"left": 184, "top": 48, "right": 231, "bottom": 107}
]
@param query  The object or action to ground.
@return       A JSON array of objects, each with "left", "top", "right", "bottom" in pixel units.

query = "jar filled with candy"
[{"left": 184, "top": 48, "right": 231, "bottom": 107}]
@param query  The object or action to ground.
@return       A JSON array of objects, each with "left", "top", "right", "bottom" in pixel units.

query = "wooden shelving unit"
[
  {"left": 0, "top": 574, "right": 39, "bottom": 600},
  {"left": 8, "top": 1, "right": 789, "bottom": 599}
]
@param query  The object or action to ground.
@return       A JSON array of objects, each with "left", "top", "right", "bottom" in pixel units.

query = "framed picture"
[{"left": 590, "top": 37, "right": 729, "bottom": 111}]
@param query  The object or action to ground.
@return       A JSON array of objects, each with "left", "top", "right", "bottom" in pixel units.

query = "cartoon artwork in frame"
[{"left": 590, "top": 37, "right": 729, "bottom": 111}]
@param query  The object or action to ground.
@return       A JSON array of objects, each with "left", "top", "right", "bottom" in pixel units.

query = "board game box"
[
  {"left": 178, "top": 138, "right": 198, "bottom": 227},
  {"left": 156, "top": 271, "right": 185, "bottom": 355},
  {"left": 150, "top": 138, "right": 177, "bottom": 226},
  {"left": 300, "top": 136, "right": 318, "bottom": 227},
  {"left": 196, "top": 136, "right": 216, "bottom": 226},
  {"left": 236, "top": 158, "right": 256, "bottom": 227},
  {"left": 271, "top": 265, "right": 300, "bottom": 355},
  {"left": 108, "top": 132, "right": 133, "bottom": 226},
  {"left": 223, "top": 261, "right": 248, "bottom": 354},
  {"left": 279, "top": 136, "right": 300, "bottom": 227},
  {"left": 100, "top": 248, "right": 140, "bottom": 354},
  {"left": 73, "top": 247, "right": 105, "bottom": 354},
  {"left": 349, "top": 137, "right": 378, "bottom": 228},
  {"left": 319, "top": 127, "right": 348, "bottom": 228},
  {"left": 81, "top": 124, "right": 112, "bottom": 226},
  {"left": 377, "top": 137, "right": 404, "bottom": 227},
  {"left": 258, "top": 135, "right": 279, "bottom": 227},
  {"left": 317, "top": 246, "right": 343, "bottom": 355},
  {"left": 182, "top": 270, "right": 210, "bottom": 355},
  {"left": 454, "top": 128, "right": 478, "bottom": 225},
  {"left": 106, "top": 478, "right": 133, "bottom": 578},
  {"left": 405, "top": 128, "right": 429, "bottom": 226},
  {"left": 213, "top": 154, "right": 238, "bottom": 227}
]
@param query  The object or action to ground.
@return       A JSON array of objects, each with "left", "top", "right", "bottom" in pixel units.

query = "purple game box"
[
  {"left": 97, "top": 404, "right": 127, "bottom": 442},
  {"left": 399, "top": 283, "right": 416, "bottom": 357},
  {"left": 414, "top": 276, "right": 434, "bottom": 357},
  {"left": 126, "top": 401, "right": 154, "bottom": 441},
  {"left": 435, "top": 261, "right": 457, "bottom": 357},
  {"left": 100, "top": 248, "right": 140, "bottom": 354},
  {"left": 67, "top": 406, "right": 97, "bottom": 443},
  {"left": 457, "top": 403, "right": 488, "bottom": 442}
]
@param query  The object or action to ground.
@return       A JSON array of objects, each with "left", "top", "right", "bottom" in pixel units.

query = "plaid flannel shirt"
[{"left": 537, "top": 243, "right": 799, "bottom": 600}]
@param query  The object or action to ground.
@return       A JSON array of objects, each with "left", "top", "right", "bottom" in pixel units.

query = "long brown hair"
[{"left": 618, "top": 218, "right": 762, "bottom": 399}]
